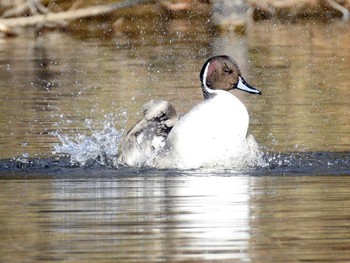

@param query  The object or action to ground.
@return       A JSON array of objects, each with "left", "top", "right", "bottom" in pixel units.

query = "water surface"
[{"left": 0, "top": 18, "right": 349, "bottom": 262}]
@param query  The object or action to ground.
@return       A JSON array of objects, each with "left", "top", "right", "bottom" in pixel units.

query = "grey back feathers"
[{"left": 118, "top": 100, "right": 178, "bottom": 166}]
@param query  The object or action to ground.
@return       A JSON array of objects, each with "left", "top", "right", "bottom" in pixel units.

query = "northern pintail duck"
[{"left": 119, "top": 55, "right": 262, "bottom": 169}]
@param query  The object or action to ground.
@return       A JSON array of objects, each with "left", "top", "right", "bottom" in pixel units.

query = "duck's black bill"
[{"left": 236, "top": 77, "right": 261, "bottom": 95}]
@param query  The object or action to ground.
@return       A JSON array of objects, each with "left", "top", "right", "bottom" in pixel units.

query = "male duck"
[{"left": 119, "top": 55, "right": 262, "bottom": 169}]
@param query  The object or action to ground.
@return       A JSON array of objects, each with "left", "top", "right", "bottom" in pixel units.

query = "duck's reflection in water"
[
  {"left": 173, "top": 175, "right": 250, "bottom": 261},
  {"left": 47, "top": 175, "right": 250, "bottom": 262}
]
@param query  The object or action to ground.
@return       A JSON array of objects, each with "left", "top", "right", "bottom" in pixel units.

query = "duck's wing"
[{"left": 119, "top": 100, "right": 178, "bottom": 166}]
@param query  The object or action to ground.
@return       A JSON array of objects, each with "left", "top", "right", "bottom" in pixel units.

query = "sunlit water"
[{"left": 0, "top": 18, "right": 350, "bottom": 262}]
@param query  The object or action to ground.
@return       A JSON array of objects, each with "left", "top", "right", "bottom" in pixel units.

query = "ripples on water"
[
  {"left": 1, "top": 155, "right": 350, "bottom": 263},
  {"left": 1, "top": 152, "right": 350, "bottom": 176}
]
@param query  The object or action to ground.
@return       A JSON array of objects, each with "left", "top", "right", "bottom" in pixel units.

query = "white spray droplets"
[{"left": 53, "top": 114, "right": 126, "bottom": 168}]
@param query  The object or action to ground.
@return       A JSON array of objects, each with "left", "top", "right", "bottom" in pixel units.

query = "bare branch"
[
  {"left": 326, "top": 0, "right": 350, "bottom": 21},
  {"left": 0, "top": 23, "right": 17, "bottom": 36},
  {"left": 2, "top": 0, "right": 49, "bottom": 18},
  {"left": 33, "top": 0, "right": 49, "bottom": 14},
  {"left": 0, "top": 0, "right": 154, "bottom": 28},
  {"left": 2, "top": 1, "right": 29, "bottom": 18}
]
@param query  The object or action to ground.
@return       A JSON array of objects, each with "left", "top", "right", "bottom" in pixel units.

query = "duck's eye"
[{"left": 224, "top": 68, "right": 233, "bottom": 74}]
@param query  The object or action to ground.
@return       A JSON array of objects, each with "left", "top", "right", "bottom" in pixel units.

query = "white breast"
[{"left": 158, "top": 91, "right": 250, "bottom": 168}]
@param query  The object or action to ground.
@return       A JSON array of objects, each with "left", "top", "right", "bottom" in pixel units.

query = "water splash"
[
  {"left": 52, "top": 113, "right": 268, "bottom": 170},
  {"left": 260, "top": 151, "right": 350, "bottom": 176},
  {"left": 50, "top": 113, "right": 347, "bottom": 173},
  {"left": 53, "top": 114, "right": 125, "bottom": 167},
  {"left": 14, "top": 153, "right": 32, "bottom": 169}
]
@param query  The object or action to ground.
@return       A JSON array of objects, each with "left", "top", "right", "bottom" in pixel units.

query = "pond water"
[{"left": 0, "top": 17, "right": 350, "bottom": 262}]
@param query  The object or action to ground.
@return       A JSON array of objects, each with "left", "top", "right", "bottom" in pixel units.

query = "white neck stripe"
[{"left": 202, "top": 62, "right": 215, "bottom": 94}]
